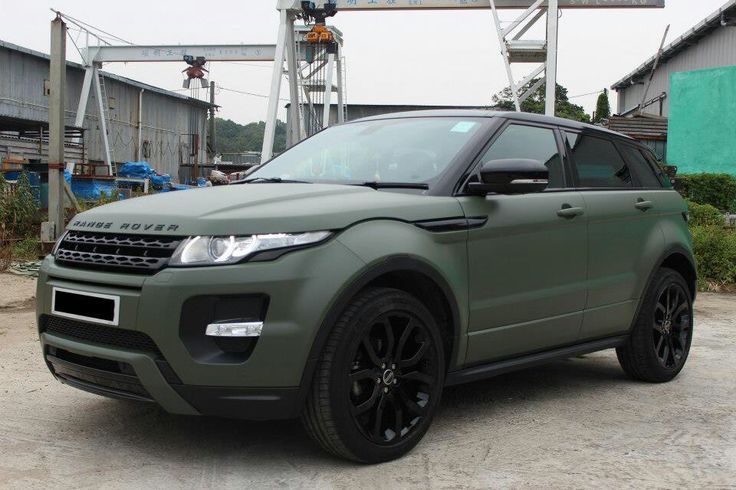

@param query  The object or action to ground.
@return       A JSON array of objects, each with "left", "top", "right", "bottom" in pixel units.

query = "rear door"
[
  {"left": 564, "top": 131, "right": 665, "bottom": 340},
  {"left": 459, "top": 121, "right": 588, "bottom": 364}
]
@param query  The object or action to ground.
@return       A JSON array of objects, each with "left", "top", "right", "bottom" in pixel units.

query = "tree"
[
  {"left": 214, "top": 118, "right": 287, "bottom": 154},
  {"left": 492, "top": 79, "right": 591, "bottom": 123},
  {"left": 593, "top": 89, "right": 611, "bottom": 124}
]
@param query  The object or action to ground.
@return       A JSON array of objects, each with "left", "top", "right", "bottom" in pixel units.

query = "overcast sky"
[{"left": 1, "top": 0, "right": 728, "bottom": 124}]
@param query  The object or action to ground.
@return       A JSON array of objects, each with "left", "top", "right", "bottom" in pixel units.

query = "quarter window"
[
  {"left": 566, "top": 133, "right": 633, "bottom": 188},
  {"left": 480, "top": 124, "right": 564, "bottom": 189},
  {"left": 619, "top": 145, "right": 662, "bottom": 188}
]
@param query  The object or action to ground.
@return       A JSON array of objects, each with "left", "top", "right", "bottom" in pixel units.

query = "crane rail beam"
[
  {"left": 82, "top": 45, "right": 278, "bottom": 63},
  {"left": 280, "top": 0, "right": 664, "bottom": 10}
]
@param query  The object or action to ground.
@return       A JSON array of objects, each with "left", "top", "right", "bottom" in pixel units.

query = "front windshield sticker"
[{"left": 450, "top": 121, "right": 478, "bottom": 133}]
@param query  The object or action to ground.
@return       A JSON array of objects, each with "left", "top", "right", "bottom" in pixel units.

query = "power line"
[
  {"left": 218, "top": 86, "right": 290, "bottom": 102},
  {"left": 568, "top": 90, "right": 604, "bottom": 99},
  {"left": 51, "top": 9, "right": 134, "bottom": 46}
]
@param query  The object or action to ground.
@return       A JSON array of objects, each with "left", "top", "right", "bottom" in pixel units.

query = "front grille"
[
  {"left": 55, "top": 230, "right": 182, "bottom": 274},
  {"left": 41, "top": 315, "right": 162, "bottom": 356}
]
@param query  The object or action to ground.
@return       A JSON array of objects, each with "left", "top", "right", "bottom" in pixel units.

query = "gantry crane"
[{"left": 263, "top": 0, "right": 665, "bottom": 162}]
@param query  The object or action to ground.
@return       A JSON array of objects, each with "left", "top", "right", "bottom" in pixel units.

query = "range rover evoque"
[{"left": 37, "top": 111, "right": 696, "bottom": 463}]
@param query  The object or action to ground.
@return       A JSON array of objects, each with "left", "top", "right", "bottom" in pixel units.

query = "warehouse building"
[
  {"left": 0, "top": 40, "right": 209, "bottom": 182},
  {"left": 611, "top": 0, "right": 736, "bottom": 117}
]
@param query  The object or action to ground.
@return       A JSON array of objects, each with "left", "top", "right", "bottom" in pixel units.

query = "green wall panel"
[{"left": 667, "top": 66, "right": 736, "bottom": 176}]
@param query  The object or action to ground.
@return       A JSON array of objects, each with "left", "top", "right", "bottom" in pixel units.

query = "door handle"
[
  {"left": 635, "top": 199, "right": 654, "bottom": 211},
  {"left": 557, "top": 205, "right": 584, "bottom": 219}
]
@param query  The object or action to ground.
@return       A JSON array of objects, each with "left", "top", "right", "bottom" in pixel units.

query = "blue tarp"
[
  {"left": 118, "top": 161, "right": 171, "bottom": 188},
  {"left": 71, "top": 179, "right": 119, "bottom": 200}
]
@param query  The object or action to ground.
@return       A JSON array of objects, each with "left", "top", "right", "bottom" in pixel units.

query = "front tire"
[
  {"left": 617, "top": 268, "right": 694, "bottom": 383},
  {"left": 302, "top": 287, "right": 445, "bottom": 463}
]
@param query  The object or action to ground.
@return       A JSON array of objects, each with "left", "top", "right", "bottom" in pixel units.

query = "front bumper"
[{"left": 36, "top": 239, "right": 366, "bottom": 419}]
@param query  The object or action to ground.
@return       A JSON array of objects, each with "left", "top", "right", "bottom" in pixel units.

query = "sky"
[{"left": 0, "top": 0, "right": 729, "bottom": 125}]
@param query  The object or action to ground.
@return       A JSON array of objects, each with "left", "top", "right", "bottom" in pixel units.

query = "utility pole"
[
  {"left": 209, "top": 81, "right": 216, "bottom": 159},
  {"left": 47, "top": 13, "right": 66, "bottom": 241}
]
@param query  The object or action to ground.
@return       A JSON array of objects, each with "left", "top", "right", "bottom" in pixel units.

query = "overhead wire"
[{"left": 51, "top": 9, "right": 134, "bottom": 46}]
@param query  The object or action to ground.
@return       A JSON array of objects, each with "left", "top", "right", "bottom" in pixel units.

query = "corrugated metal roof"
[
  {"left": 611, "top": 0, "right": 736, "bottom": 90},
  {"left": 0, "top": 39, "right": 210, "bottom": 108},
  {"left": 605, "top": 115, "right": 668, "bottom": 141}
]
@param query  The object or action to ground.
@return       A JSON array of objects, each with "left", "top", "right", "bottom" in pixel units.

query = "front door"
[{"left": 459, "top": 123, "right": 588, "bottom": 364}]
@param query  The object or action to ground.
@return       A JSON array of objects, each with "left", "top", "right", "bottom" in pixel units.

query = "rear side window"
[
  {"left": 618, "top": 144, "right": 663, "bottom": 188},
  {"left": 566, "top": 132, "right": 633, "bottom": 188},
  {"left": 642, "top": 150, "right": 673, "bottom": 188},
  {"left": 480, "top": 124, "right": 565, "bottom": 189}
]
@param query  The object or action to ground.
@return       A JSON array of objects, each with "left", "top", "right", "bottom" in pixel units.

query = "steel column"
[
  {"left": 262, "top": 10, "right": 291, "bottom": 162},
  {"left": 285, "top": 25, "right": 302, "bottom": 148},
  {"left": 322, "top": 53, "right": 335, "bottom": 128},
  {"left": 73, "top": 66, "right": 94, "bottom": 144},
  {"left": 336, "top": 53, "right": 345, "bottom": 124},
  {"left": 92, "top": 66, "right": 112, "bottom": 173},
  {"left": 545, "top": 0, "right": 559, "bottom": 116}
]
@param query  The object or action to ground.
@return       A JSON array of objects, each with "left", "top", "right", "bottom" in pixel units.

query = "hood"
[{"left": 68, "top": 184, "right": 464, "bottom": 236}]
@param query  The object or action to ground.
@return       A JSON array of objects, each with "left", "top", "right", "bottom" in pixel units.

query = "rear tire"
[
  {"left": 617, "top": 268, "right": 694, "bottom": 383},
  {"left": 302, "top": 287, "right": 445, "bottom": 463}
]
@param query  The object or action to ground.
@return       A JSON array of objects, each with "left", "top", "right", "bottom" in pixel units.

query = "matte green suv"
[{"left": 37, "top": 111, "right": 696, "bottom": 463}]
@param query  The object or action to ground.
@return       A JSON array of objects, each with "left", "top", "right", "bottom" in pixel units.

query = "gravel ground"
[{"left": 0, "top": 273, "right": 734, "bottom": 489}]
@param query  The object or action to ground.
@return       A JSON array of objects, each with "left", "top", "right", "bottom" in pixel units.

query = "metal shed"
[
  {"left": 611, "top": 0, "right": 736, "bottom": 117},
  {"left": 0, "top": 40, "right": 209, "bottom": 182}
]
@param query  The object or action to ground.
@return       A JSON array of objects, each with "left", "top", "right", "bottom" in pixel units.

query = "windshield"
[{"left": 248, "top": 117, "right": 486, "bottom": 186}]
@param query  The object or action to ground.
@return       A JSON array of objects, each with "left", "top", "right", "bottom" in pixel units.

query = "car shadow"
[{"left": 56, "top": 352, "right": 628, "bottom": 468}]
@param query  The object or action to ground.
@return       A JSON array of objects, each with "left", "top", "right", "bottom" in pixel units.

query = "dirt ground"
[{"left": 0, "top": 273, "right": 734, "bottom": 489}]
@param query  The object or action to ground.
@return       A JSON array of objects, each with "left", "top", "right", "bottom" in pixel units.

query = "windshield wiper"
[
  {"left": 355, "top": 182, "right": 429, "bottom": 190},
  {"left": 237, "top": 177, "right": 312, "bottom": 185}
]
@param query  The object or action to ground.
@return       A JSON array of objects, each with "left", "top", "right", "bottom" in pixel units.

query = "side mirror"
[{"left": 467, "top": 158, "right": 549, "bottom": 195}]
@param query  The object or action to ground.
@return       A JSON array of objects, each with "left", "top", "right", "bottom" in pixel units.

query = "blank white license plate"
[{"left": 51, "top": 287, "right": 120, "bottom": 326}]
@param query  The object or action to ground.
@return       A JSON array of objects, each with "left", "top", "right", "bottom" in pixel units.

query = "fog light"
[{"left": 205, "top": 322, "right": 263, "bottom": 338}]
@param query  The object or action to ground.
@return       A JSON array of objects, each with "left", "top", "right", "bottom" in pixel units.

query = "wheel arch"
[
  {"left": 660, "top": 249, "right": 697, "bottom": 301},
  {"left": 628, "top": 245, "right": 697, "bottom": 334},
  {"left": 296, "top": 255, "right": 462, "bottom": 406}
]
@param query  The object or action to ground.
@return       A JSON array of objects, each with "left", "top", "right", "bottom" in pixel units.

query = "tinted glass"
[
  {"left": 249, "top": 117, "right": 485, "bottom": 186},
  {"left": 642, "top": 149, "right": 673, "bottom": 188},
  {"left": 566, "top": 133, "right": 633, "bottom": 188},
  {"left": 619, "top": 144, "right": 662, "bottom": 188},
  {"left": 480, "top": 124, "right": 564, "bottom": 189}
]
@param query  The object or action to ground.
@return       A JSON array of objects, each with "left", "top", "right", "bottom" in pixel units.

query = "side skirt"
[{"left": 445, "top": 336, "right": 628, "bottom": 387}]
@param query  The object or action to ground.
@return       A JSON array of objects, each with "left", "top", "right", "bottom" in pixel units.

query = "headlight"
[{"left": 169, "top": 231, "right": 332, "bottom": 266}]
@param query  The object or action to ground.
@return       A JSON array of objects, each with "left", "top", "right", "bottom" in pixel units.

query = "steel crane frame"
[
  {"left": 264, "top": 0, "right": 665, "bottom": 162},
  {"left": 76, "top": 43, "right": 278, "bottom": 173}
]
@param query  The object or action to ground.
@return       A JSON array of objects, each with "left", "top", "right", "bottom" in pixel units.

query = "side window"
[
  {"left": 566, "top": 132, "right": 633, "bottom": 188},
  {"left": 618, "top": 144, "right": 663, "bottom": 188},
  {"left": 480, "top": 124, "right": 564, "bottom": 189},
  {"left": 642, "top": 149, "right": 674, "bottom": 188}
]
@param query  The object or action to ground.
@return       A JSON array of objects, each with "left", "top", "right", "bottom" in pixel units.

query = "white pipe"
[{"left": 137, "top": 88, "right": 144, "bottom": 161}]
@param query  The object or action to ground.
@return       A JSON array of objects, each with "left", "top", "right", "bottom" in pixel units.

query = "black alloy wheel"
[
  {"left": 348, "top": 310, "right": 439, "bottom": 445},
  {"left": 652, "top": 281, "right": 692, "bottom": 370},
  {"left": 617, "top": 268, "right": 694, "bottom": 383},
  {"left": 302, "top": 287, "right": 445, "bottom": 463}
]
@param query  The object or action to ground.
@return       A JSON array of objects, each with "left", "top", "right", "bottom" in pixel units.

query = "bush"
[
  {"left": 675, "top": 174, "right": 736, "bottom": 212},
  {"left": 0, "top": 171, "right": 38, "bottom": 238},
  {"left": 691, "top": 225, "right": 736, "bottom": 290},
  {"left": 11, "top": 237, "right": 40, "bottom": 261},
  {"left": 687, "top": 200, "right": 724, "bottom": 227}
]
